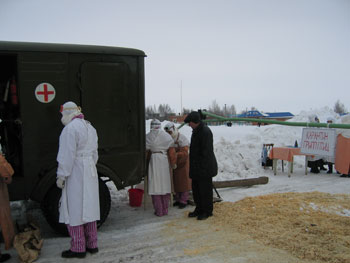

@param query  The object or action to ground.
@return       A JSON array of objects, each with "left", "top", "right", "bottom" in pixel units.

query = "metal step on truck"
[{"left": 0, "top": 41, "right": 146, "bottom": 235}]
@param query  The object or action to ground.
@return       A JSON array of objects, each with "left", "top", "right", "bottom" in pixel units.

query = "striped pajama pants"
[
  {"left": 152, "top": 194, "right": 170, "bottom": 216},
  {"left": 66, "top": 221, "right": 98, "bottom": 253}
]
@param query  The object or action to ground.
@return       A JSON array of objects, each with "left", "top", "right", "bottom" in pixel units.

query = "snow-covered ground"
[{"left": 4, "top": 107, "right": 350, "bottom": 263}]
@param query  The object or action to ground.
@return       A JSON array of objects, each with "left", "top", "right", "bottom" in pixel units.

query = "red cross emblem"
[{"left": 35, "top": 83, "right": 56, "bottom": 103}]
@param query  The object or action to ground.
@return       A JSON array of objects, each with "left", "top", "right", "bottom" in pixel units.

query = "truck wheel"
[
  {"left": 41, "top": 186, "right": 68, "bottom": 235},
  {"left": 41, "top": 177, "right": 112, "bottom": 236},
  {"left": 97, "top": 177, "right": 111, "bottom": 227}
]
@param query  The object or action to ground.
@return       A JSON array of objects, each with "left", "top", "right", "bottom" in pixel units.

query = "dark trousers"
[
  {"left": 192, "top": 177, "right": 213, "bottom": 215},
  {"left": 327, "top": 162, "right": 333, "bottom": 173}
]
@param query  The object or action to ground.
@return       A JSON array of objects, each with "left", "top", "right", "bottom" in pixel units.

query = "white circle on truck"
[{"left": 35, "top": 83, "right": 56, "bottom": 103}]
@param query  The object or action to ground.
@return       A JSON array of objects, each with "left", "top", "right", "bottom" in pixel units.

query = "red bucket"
[{"left": 128, "top": 188, "right": 144, "bottom": 207}]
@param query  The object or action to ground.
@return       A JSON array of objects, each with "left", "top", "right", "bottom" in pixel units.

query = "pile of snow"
[{"left": 147, "top": 107, "right": 345, "bottom": 182}]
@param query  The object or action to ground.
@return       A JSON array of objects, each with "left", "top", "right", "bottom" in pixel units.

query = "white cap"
[
  {"left": 164, "top": 122, "right": 178, "bottom": 139},
  {"left": 60, "top": 101, "right": 81, "bottom": 116},
  {"left": 164, "top": 122, "right": 175, "bottom": 131},
  {"left": 60, "top": 101, "right": 82, "bottom": 125}
]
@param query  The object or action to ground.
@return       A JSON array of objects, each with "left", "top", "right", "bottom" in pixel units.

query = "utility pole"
[{"left": 180, "top": 80, "right": 183, "bottom": 115}]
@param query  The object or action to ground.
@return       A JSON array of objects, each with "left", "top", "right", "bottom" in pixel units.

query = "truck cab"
[{"left": 0, "top": 41, "right": 146, "bottom": 234}]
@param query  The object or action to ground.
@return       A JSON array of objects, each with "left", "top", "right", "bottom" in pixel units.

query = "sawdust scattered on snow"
[
  {"left": 213, "top": 192, "right": 350, "bottom": 263},
  {"left": 163, "top": 192, "right": 350, "bottom": 263}
]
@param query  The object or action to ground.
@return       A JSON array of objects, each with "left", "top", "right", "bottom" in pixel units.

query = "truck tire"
[
  {"left": 41, "top": 177, "right": 111, "bottom": 236},
  {"left": 97, "top": 177, "right": 112, "bottom": 228}
]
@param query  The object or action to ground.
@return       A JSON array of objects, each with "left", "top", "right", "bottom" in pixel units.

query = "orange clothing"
[
  {"left": 168, "top": 146, "right": 191, "bottom": 192},
  {"left": 0, "top": 177, "right": 15, "bottom": 250},
  {"left": 335, "top": 134, "right": 350, "bottom": 174}
]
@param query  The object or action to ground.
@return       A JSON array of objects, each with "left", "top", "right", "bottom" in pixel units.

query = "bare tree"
[
  {"left": 208, "top": 100, "right": 222, "bottom": 115},
  {"left": 334, "top": 100, "right": 346, "bottom": 114},
  {"left": 182, "top": 107, "right": 193, "bottom": 114},
  {"left": 158, "top": 104, "right": 173, "bottom": 117},
  {"left": 145, "top": 105, "right": 157, "bottom": 119},
  {"left": 146, "top": 102, "right": 238, "bottom": 119},
  {"left": 228, "top": 104, "right": 236, "bottom": 116}
]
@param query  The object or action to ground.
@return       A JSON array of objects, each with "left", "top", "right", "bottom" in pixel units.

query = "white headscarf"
[{"left": 60, "top": 101, "right": 82, "bottom": 126}]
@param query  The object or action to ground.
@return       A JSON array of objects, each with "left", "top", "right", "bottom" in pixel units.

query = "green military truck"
[{"left": 0, "top": 41, "right": 146, "bottom": 234}]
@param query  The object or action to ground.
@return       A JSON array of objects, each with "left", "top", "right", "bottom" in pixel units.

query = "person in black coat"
[{"left": 184, "top": 111, "right": 218, "bottom": 220}]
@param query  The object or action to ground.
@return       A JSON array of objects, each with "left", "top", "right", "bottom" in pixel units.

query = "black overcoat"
[{"left": 189, "top": 122, "right": 218, "bottom": 179}]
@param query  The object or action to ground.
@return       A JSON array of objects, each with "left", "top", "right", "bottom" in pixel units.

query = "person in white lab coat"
[
  {"left": 146, "top": 119, "right": 174, "bottom": 216},
  {"left": 56, "top": 101, "right": 100, "bottom": 259}
]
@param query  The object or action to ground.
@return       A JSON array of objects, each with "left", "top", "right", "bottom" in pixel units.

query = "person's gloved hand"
[
  {"left": 172, "top": 164, "right": 177, "bottom": 170},
  {"left": 56, "top": 177, "right": 65, "bottom": 189}
]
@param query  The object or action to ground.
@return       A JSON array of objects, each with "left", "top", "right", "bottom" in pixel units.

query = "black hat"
[{"left": 184, "top": 111, "right": 201, "bottom": 124}]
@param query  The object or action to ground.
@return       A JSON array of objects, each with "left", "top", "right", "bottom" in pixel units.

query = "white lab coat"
[
  {"left": 57, "top": 118, "right": 100, "bottom": 226},
  {"left": 174, "top": 133, "right": 190, "bottom": 148},
  {"left": 146, "top": 129, "right": 173, "bottom": 195}
]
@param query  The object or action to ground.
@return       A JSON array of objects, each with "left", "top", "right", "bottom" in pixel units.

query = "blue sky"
[{"left": 1, "top": 0, "right": 349, "bottom": 114}]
